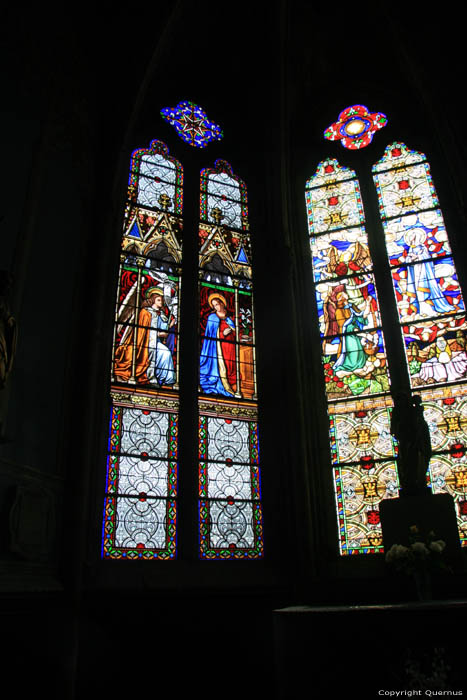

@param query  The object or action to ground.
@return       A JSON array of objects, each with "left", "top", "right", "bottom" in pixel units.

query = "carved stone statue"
[
  {"left": 0, "top": 271, "right": 17, "bottom": 390},
  {"left": 390, "top": 392, "right": 432, "bottom": 495},
  {"left": 0, "top": 271, "right": 17, "bottom": 440}
]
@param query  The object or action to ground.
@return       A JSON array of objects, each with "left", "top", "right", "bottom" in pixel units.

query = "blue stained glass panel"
[
  {"left": 310, "top": 227, "right": 372, "bottom": 284},
  {"left": 161, "top": 101, "right": 223, "bottom": 148},
  {"left": 384, "top": 211, "right": 452, "bottom": 264},
  {"left": 391, "top": 256, "right": 464, "bottom": 324}
]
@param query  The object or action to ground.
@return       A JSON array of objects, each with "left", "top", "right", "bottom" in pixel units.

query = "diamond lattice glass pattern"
[
  {"left": 205, "top": 500, "right": 257, "bottom": 548},
  {"left": 112, "top": 496, "right": 170, "bottom": 550},
  {"left": 103, "top": 406, "right": 177, "bottom": 559},
  {"left": 205, "top": 417, "right": 252, "bottom": 463},
  {"left": 109, "top": 454, "right": 170, "bottom": 498},
  {"left": 119, "top": 408, "right": 169, "bottom": 455}
]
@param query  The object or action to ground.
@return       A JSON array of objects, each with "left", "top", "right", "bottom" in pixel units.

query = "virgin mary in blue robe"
[{"left": 199, "top": 295, "right": 236, "bottom": 397}]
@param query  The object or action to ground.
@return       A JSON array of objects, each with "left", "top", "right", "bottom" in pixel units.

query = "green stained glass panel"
[{"left": 322, "top": 327, "right": 389, "bottom": 399}]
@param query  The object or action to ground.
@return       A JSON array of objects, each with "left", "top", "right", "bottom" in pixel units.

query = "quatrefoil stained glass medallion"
[{"left": 324, "top": 105, "right": 387, "bottom": 150}]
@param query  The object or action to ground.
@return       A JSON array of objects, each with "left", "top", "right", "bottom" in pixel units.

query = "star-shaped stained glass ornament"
[
  {"left": 324, "top": 105, "right": 387, "bottom": 150},
  {"left": 160, "top": 101, "right": 223, "bottom": 148}
]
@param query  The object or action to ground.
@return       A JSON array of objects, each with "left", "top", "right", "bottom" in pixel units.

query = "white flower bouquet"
[{"left": 385, "top": 526, "right": 449, "bottom": 575}]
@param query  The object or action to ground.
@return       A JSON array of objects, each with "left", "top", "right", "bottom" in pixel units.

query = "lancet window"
[
  {"left": 373, "top": 142, "right": 467, "bottom": 547},
  {"left": 102, "top": 140, "right": 182, "bottom": 559},
  {"left": 305, "top": 158, "right": 396, "bottom": 555},
  {"left": 306, "top": 142, "right": 467, "bottom": 554},
  {"left": 101, "top": 138, "right": 263, "bottom": 560},
  {"left": 198, "top": 160, "right": 263, "bottom": 559}
]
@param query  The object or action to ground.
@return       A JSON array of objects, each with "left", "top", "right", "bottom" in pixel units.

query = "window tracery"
[
  {"left": 102, "top": 142, "right": 263, "bottom": 560},
  {"left": 306, "top": 141, "right": 467, "bottom": 553}
]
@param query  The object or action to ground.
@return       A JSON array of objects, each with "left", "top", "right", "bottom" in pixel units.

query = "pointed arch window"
[
  {"left": 305, "top": 142, "right": 467, "bottom": 554},
  {"left": 373, "top": 142, "right": 467, "bottom": 547},
  {"left": 198, "top": 160, "right": 263, "bottom": 559},
  {"left": 102, "top": 141, "right": 263, "bottom": 560},
  {"left": 102, "top": 140, "right": 182, "bottom": 560},
  {"left": 306, "top": 158, "right": 397, "bottom": 555}
]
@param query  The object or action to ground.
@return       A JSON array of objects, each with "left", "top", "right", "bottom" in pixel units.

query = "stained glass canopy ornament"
[
  {"left": 324, "top": 105, "right": 388, "bottom": 150},
  {"left": 161, "top": 101, "right": 223, "bottom": 148}
]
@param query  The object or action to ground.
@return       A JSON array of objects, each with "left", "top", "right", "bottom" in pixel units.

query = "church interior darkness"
[{"left": 1, "top": 2, "right": 467, "bottom": 697}]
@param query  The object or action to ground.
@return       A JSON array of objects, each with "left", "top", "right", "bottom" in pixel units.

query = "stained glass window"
[
  {"left": 373, "top": 142, "right": 467, "bottom": 546},
  {"left": 161, "top": 101, "right": 223, "bottom": 148},
  {"left": 102, "top": 135, "right": 263, "bottom": 561},
  {"left": 305, "top": 159, "right": 398, "bottom": 554},
  {"left": 198, "top": 159, "right": 263, "bottom": 559},
  {"left": 306, "top": 140, "right": 467, "bottom": 554},
  {"left": 102, "top": 140, "right": 182, "bottom": 559},
  {"left": 324, "top": 105, "right": 388, "bottom": 150}
]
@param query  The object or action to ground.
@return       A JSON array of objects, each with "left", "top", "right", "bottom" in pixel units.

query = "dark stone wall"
[{"left": 0, "top": 3, "right": 466, "bottom": 697}]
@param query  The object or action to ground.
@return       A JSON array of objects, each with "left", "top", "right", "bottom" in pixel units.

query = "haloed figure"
[
  {"left": 200, "top": 293, "right": 236, "bottom": 396},
  {"left": 114, "top": 287, "right": 176, "bottom": 386}
]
